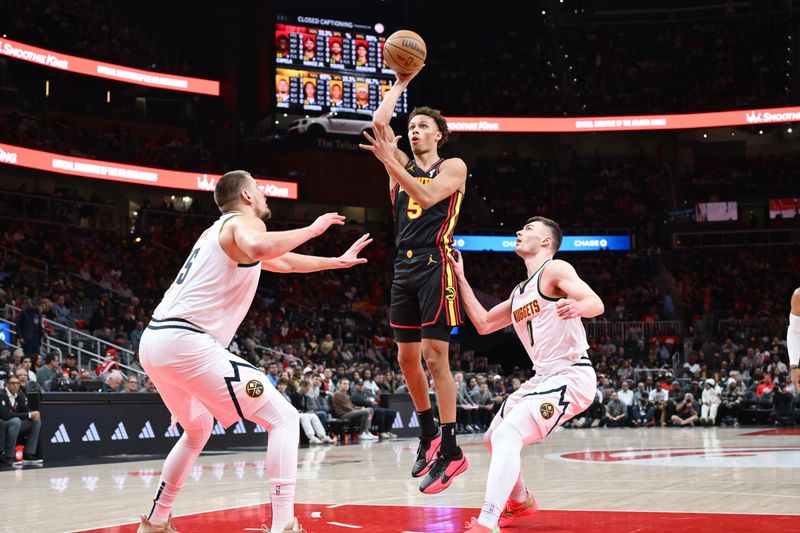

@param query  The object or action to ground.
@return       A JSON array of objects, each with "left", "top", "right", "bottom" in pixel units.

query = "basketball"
[{"left": 383, "top": 30, "right": 427, "bottom": 75}]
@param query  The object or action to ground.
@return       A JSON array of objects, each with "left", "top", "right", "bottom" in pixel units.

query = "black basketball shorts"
[{"left": 390, "top": 247, "right": 463, "bottom": 343}]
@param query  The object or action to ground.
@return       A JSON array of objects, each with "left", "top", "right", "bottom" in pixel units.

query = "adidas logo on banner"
[
  {"left": 138, "top": 421, "right": 155, "bottom": 439},
  {"left": 253, "top": 424, "right": 266, "bottom": 433},
  {"left": 211, "top": 421, "right": 226, "bottom": 436},
  {"left": 51, "top": 424, "right": 71, "bottom": 444},
  {"left": 111, "top": 422, "right": 129, "bottom": 441},
  {"left": 233, "top": 420, "right": 246, "bottom": 434},
  {"left": 408, "top": 412, "right": 420, "bottom": 428},
  {"left": 164, "top": 425, "right": 181, "bottom": 438},
  {"left": 392, "top": 411, "right": 404, "bottom": 429},
  {"left": 82, "top": 423, "right": 101, "bottom": 442}
]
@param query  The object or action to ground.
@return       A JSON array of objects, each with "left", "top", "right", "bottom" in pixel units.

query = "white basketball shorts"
[
  {"left": 490, "top": 359, "right": 596, "bottom": 444},
  {"left": 139, "top": 322, "right": 281, "bottom": 429}
]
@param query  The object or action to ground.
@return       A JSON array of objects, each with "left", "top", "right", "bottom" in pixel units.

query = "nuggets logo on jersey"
[
  {"left": 540, "top": 402, "right": 555, "bottom": 419},
  {"left": 245, "top": 380, "right": 264, "bottom": 398},
  {"left": 513, "top": 299, "right": 541, "bottom": 322}
]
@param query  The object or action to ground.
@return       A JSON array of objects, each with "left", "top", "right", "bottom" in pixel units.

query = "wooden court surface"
[{"left": 4, "top": 427, "right": 799, "bottom": 532}]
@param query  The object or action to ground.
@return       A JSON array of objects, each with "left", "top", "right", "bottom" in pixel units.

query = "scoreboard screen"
[{"left": 274, "top": 15, "right": 407, "bottom": 115}]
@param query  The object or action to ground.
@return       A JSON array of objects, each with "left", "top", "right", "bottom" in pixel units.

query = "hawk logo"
[
  {"left": 246, "top": 380, "right": 264, "bottom": 398},
  {"left": 445, "top": 287, "right": 457, "bottom": 301},
  {"left": 540, "top": 402, "right": 555, "bottom": 420}
]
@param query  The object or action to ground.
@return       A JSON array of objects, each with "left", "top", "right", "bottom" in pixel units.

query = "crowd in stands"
[
  {"left": 419, "top": 2, "right": 795, "bottom": 116},
  {"left": 0, "top": 110, "right": 230, "bottom": 173},
  {"left": 681, "top": 154, "right": 800, "bottom": 205},
  {"left": 0, "top": 183, "right": 796, "bottom": 437},
  {"left": 469, "top": 154, "right": 666, "bottom": 247},
  {"left": 1, "top": 0, "right": 196, "bottom": 75}
]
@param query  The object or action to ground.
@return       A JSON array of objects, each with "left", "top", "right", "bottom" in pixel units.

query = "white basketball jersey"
[
  {"left": 510, "top": 259, "right": 590, "bottom": 374},
  {"left": 152, "top": 213, "right": 261, "bottom": 347}
]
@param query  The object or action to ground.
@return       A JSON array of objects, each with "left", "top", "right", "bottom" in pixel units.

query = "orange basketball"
[{"left": 383, "top": 30, "right": 427, "bottom": 75}]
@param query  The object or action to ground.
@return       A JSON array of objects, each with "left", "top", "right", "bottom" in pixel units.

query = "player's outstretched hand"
[
  {"left": 448, "top": 249, "right": 465, "bottom": 279},
  {"left": 556, "top": 298, "right": 579, "bottom": 320},
  {"left": 395, "top": 64, "right": 425, "bottom": 85},
  {"left": 359, "top": 123, "right": 400, "bottom": 164},
  {"left": 335, "top": 233, "right": 373, "bottom": 269},
  {"left": 310, "top": 212, "right": 346, "bottom": 237}
]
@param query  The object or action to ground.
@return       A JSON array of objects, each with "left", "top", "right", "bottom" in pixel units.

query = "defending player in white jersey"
[
  {"left": 451, "top": 216, "right": 604, "bottom": 533},
  {"left": 788, "top": 288, "right": 800, "bottom": 388},
  {"left": 137, "top": 170, "right": 371, "bottom": 533}
]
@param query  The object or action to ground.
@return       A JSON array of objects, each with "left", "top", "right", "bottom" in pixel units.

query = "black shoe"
[
  {"left": 419, "top": 449, "right": 469, "bottom": 494},
  {"left": 23, "top": 454, "right": 43, "bottom": 464},
  {"left": 0, "top": 456, "right": 14, "bottom": 467},
  {"left": 411, "top": 430, "right": 441, "bottom": 478}
]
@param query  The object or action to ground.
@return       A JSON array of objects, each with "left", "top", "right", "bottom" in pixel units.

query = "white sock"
[
  {"left": 250, "top": 399, "right": 299, "bottom": 532},
  {"left": 269, "top": 481, "right": 296, "bottom": 532},
  {"left": 149, "top": 414, "right": 213, "bottom": 523},
  {"left": 477, "top": 422, "right": 525, "bottom": 528},
  {"left": 477, "top": 502, "right": 502, "bottom": 529}
]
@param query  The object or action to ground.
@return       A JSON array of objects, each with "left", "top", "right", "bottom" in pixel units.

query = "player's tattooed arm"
[
  {"left": 449, "top": 249, "right": 513, "bottom": 334},
  {"left": 262, "top": 234, "right": 372, "bottom": 273}
]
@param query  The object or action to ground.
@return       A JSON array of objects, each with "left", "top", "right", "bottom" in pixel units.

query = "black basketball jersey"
[{"left": 391, "top": 158, "right": 464, "bottom": 250}]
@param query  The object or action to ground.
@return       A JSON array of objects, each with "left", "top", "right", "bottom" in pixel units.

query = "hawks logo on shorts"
[
  {"left": 246, "top": 380, "right": 264, "bottom": 398},
  {"left": 540, "top": 402, "right": 555, "bottom": 420}
]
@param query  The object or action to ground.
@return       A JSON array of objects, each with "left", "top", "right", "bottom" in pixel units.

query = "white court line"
[{"left": 327, "top": 522, "right": 362, "bottom": 529}]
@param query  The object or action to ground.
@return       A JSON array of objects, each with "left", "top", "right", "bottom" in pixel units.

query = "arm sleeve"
[{"left": 788, "top": 313, "right": 800, "bottom": 367}]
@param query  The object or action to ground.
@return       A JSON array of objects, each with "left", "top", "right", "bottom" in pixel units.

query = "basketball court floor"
[{"left": 5, "top": 427, "right": 799, "bottom": 532}]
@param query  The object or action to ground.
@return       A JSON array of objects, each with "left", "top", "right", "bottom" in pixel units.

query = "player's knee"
[
  {"left": 422, "top": 353, "right": 449, "bottom": 378},
  {"left": 285, "top": 406, "right": 299, "bottom": 426},
  {"left": 398, "top": 351, "right": 422, "bottom": 373},
  {"left": 482, "top": 431, "right": 493, "bottom": 452},
  {"left": 491, "top": 422, "right": 524, "bottom": 451},
  {"left": 183, "top": 412, "right": 213, "bottom": 449}
]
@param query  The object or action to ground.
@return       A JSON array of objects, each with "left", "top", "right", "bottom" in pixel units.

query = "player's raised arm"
[
  {"left": 232, "top": 212, "right": 345, "bottom": 262},
  {"left": 449, "top": 249, "right": 513, "bottom": 334},
  {"left": 545, "top": 260, "right": 605, "bottom": 320},
  {"left": 371, "top": 72, "right": 418, "bottom": 172},
  {"left": 262, "top": 233, "right": 372, "bottom": 273}
]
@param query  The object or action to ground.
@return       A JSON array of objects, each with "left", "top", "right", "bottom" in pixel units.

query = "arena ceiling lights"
[
  {"left": 0, "top": 37, "right": 220, "bottom": 95},
  {"left": 0, "top": 143, "right": 297, "bottom": 199},
  {"left": 445, "top": 105, "right": 800, "bottom": 133}
]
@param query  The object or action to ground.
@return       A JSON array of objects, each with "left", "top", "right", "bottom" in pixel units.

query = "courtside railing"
[
  {"left": 3, "top": 304, "right": 136, "bottom": 367},
  {"left": 585, "top": 320, "right": 683, "bottom": 342}
]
